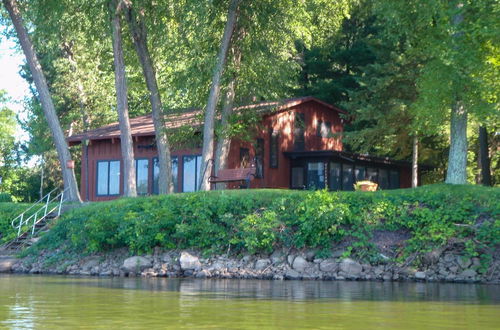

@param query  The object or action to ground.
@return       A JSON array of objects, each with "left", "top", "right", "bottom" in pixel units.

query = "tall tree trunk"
[
  {"left": 125, "top": 3, "right": 173, "bottom": 194},
  {"left": 109, "top": 0, "right": 136, "bottom": 197},
  {"left": 3, "top": 0, "right": 81, "bottom": 202},
  {"left": 214, "top": 44, "right": 242, "bottom": 190},
  {"left": 411, "top": 135, "right": 418, "bottom": 188},
  {"left": 445, "top": 101, "right": 468, "bottom": 184},
  {"left": 478, "top": 126, "right": 491, "bottom": 186},
  {"left": 199, "top": 0, "right": 240, "bottom": 191}
]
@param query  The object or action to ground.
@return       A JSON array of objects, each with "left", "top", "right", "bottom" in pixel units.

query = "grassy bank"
[
  {"left": 22, "top": 184, "right": 499, "bottom": 267},
  {"left": 0, "top": 203, "right": 36, "bottom": 243}
]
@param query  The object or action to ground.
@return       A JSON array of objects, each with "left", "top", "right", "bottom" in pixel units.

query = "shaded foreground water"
[{"left": 0, "top": 275, "right": 498, "bottom": 329}]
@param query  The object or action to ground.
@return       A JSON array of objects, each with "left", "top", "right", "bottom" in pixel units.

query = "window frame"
[
  {"left": 152, "top": 156, "right": 179, "bottom": 194},
  {"left": 255, "top": 138, "right": 264, "bottom": 178},
  {"left": 95, "top": 159, "right": 121, "bottom": 197},
  {"left": 181, "top": 154, "right": 202, "bottom": 193},
  {"left": 269, "top": 129, "right": 279, "bottom": 168},
  {"left": 135, "top": 158, "right": 150, "bottom": 196}
]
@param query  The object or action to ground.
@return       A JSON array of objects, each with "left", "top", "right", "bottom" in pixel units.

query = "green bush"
[
  {"left": 0, "top": 193, "right": 13, "bottom": 203},
  {"left": 24, "top": 184, "right": 499, "bottom": 263}
]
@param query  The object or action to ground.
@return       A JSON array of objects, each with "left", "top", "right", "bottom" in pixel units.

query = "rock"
[
  {"left": 287, "top": 254, "right": 295, "bottom": 266},
  {"left": 122, "top": 256, "right": 152, "bottom": 273},
  {"left": 254, "top": 259, "right": 271, "bottom": 271},
  {"left": 0, "top": 257, "right": 17, "bottom": 273},
  {"left": 179, "top": 252, "right": 201, "bottom": 271},
  {"left": 292, "top": 256, "right": 309, "bottom": 272},
  {"left": 305, "top": 250, "right": 317, "bottom": 262},
  {"left": 448, "top": 265, "right": 459, "bottom": 273},
  {"left": 285, "top": 269, "right": 301, "bottom": 280},
  {"left": 319, "top": 259, "right": 338, "bottom": 272},
  {"left": 415, "top": 271, "right": 426, "bottom": 280},
  {"left": 81, "top": 257, "right": 100, "bottom": 271},
  {"left": 331, "top": 249, "right": 345, "bottom": 258},
  {"left": 443, "top": 254, "right": 456, "bottom": 264},
  {"left": 195, "top": 270, "right": 210, "bottom": 278},
  {"left": 373, "top": 266, "right": 384, "bottom": 276},
  {"left": 339, "top": 258, "right": 362, "bottom": 277},
  {"left": 456, "top": 256, "right": 472, "bottom": 269},
  {"left": 460, "top": 269, "right": 476, "bottom": 278},
  {"left": 270, "top": 250, "right": 285, "bottom": 264}
]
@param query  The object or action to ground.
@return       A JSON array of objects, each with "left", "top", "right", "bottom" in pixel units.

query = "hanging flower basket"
[{"left": 354, "top": 180, "right": 378, "bottom": 191}]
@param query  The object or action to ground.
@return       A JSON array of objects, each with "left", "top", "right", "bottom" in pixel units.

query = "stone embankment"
[{"left": 3, "top": 247, "right": 499, "bottom": 284}]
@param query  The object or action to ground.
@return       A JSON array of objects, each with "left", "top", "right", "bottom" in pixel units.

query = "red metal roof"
[{"left": 67, "top": 97, "right": 346, "bottom": 144}]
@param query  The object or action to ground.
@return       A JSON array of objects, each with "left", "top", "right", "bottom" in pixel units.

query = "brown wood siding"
[{"left": 79, "top": 100, "right": 413, "bottom": 200}]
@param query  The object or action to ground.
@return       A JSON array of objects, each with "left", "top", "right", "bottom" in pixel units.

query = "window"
[
  {"left": 294, "top": 112, "right": 306, "bottom": 151},
  {"left": 366, "top": 167, "right": 378, "bottom": 183},
  {"left": 270, "top": 130, "right": 279, "bottom": 168},
  {"left": 342, "top": 164, "right": 354, "bottom": 191},
  {"left": 255, "top": 139, "right": 264, "bottom": 178},
  {"left": 291, "top": 167, "right": 304, "bottom": 189},
  {"left": 136, "top": 159, "right": 149, "bottom": 195},
  {"left": 240, "top": 148, "right": 250, "bottom": 168},
  {"left": 96, "top": 160, "right": 120, "bottom": 196},
  {"left": 390, "top": 170, "right": 400, "bottom": 189},
  {"left": 379, "top": 169, "right": 389, "bottom": 189},
  {"left": 182, "top": 155, "right": 202, "bottom": 192},
  {"left": 153, "top": 156, "right": 178, "bottom": 194},
  {"left": 317, "top": 121, "right": 332, "bottom": 138},
  {"left": 329, "top": 162, "right": 341, "bottom": 190},
  {"left": 307, "top": 162, "right": 325, "bottom": 189},
  {"left": 355, "top": 166, "right": 366, "bottom": 182}
]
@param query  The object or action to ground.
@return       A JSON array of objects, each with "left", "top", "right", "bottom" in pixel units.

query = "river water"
[{"left": 0, "top": 275, "right": 498, "bottom": 329}]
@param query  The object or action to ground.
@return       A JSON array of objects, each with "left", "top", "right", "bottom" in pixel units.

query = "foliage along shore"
[{"left": 1, "top": 184, "right": 499, "bottom": 283}]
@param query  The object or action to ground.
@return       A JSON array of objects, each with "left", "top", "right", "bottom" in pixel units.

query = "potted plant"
[{"left": 354, "top": 180, "right": 378, "bottom": 191}]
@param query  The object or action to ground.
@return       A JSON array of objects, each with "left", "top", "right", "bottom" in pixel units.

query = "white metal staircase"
[{"left": 1, "top": 188, "right": 67, "bottom": 251}]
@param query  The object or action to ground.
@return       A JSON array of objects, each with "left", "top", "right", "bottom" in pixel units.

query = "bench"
[{"left": 209, "top": 167, "right": 256, "bottom": 188}]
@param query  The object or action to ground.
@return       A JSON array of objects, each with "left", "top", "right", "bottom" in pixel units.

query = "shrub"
[
  {"left": 0, "top": 193, "right": 13, "bottom": 203},
  {"left": 22, "top": 184, "right": 499, "bottom": 263}
]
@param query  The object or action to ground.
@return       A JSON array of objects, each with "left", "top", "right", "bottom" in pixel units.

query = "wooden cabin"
[{"left": 68, "top": 97, "right": 415, "bottom": 201}]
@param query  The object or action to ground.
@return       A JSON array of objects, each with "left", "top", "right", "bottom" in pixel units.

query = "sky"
[{"left": 0, "top": 31, "right": 33, "bottom": 165}]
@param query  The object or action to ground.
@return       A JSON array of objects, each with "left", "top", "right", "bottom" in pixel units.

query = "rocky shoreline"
[{"left": 2, "top": 247, "right": 499, "bottom": 284}]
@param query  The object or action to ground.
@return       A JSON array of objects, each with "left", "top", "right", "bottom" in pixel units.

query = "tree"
[
  {"left": 109, "top": 0, "right": 136, "bottom": 197},
  {"left": 374, "top": 0, "right": 500, "bottom": 185},
  {"left": 125, "top": 0, "right": 173, "bottom": 194},
  {"left": 199, "top": 0, "right": 240, "bottom": 191},
  {"left": 2, "top": 0, "right": 81, "bottom": 202}
]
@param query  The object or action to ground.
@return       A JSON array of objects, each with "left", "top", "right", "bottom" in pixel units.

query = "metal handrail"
[
  {"left": 11, "top": 188, "right": 67, "bottom": 238},
  {"left": 10, "top": 187, "right": 59, "bottom": 228}
]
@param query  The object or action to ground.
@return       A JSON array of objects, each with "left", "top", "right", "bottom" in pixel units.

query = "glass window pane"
[
  {"left": 390, "top": 170, "right": 400, "bottom": 189},
  {"left": 183, "top": 156, "right": 196, "bottom": 192},
  {"left": 342, "top": 164, "right": 354, "bottom": 191},
  {"left": 291, "top": 167, "right": 304, "bottom": 189},
  {"left": 153, "top": 157, "right": 179, "bottom": 194},
  {"left": 294, "top": 113, "right": 305, "bottom": 151},
  {"left": 255, "top": 139, "right": 264, "bottom": 178},
  {"left": 136, "top": 159, "right": 149, "bottom": 195},
  {"left": 196, "top": 155, "right": 202, "bottom": 190},
  {"left": 307, "top": 162, "right": 325, "bottom": 189},
  {"left": 367, "top": 167, "right": 378, "bottom": 183},
  {"left": 109, "top": 161, "right": 120, "bottom": 195},
  {"left": 355, "top": 166, "right": 365, "bottom": 182},
  {"left": 329, "top": 162, "right": 341, "bottom": 190},
  {"left": 97, "top": 161, "right": 109, "bottom": 195},
  {"left": 172, "top": 157, "right": 178, "bottom": 192},
  {"left": 379, "top": 169, "right": 389, "bottom": 189},
  {"left": 270, "top": 130, "right": 279, "bottom": 168},
  {"left": 153, "top": 158, "right": 159, "bottom": 195}
]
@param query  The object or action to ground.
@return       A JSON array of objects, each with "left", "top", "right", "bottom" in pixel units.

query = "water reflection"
[
  {"left": 0, "top": 275, "right": 498, "bottom": 329},
  {"left": 35, "top": 276, "right": 500, "bottom": 304}
]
